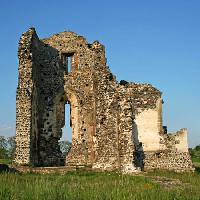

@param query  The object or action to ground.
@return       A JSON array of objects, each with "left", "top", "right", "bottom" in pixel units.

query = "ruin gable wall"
[{"left": 15, "top": 28, "right": 194, "bottom": 172}]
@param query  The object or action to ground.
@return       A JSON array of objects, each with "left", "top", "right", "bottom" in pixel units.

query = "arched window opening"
[{"left": 59, "top": 103, "right": 72, "bottom": 164}]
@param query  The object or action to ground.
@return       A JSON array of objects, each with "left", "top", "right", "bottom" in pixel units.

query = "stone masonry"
[{"left": 15, "top": 28, "right": 193, "bottom": 172}]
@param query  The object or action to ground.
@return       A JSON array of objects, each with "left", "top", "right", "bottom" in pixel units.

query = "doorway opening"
[{"left": 59, "top": 103, "right": 72, "bottom": 163}]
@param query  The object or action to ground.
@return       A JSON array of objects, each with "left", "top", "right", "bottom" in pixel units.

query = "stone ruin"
[{"left": 15, "top": 28, "right": 193, "bottom": 172}]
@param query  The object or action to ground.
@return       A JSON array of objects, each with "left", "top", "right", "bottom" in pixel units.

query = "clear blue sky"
[{"left": 0, "top": 0, "right": 199, "bottom": 147}]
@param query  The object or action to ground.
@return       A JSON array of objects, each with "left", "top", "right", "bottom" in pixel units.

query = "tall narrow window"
[
  {"left": 61, "top": 103, "right": 72, "bottom": 142},
  {"left": 59, "top": 103, "right": 72, "bottom": 164},
  {"left": 62, "top": 52, "right": 75, "bottom": 74},
  {"left": 63, "top": 55, "right": 68, "bottom": 73},
  {"left": 68, "top": 56, "right": 71, "bottom": 73}
]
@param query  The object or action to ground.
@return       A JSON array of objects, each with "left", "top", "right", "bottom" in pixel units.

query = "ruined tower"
[{"left": 15, "top": 28, "right": 193, "bottom": 172}]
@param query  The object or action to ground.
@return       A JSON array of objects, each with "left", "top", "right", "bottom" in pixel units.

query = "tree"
[
  {"left": 0, "top": 136, "right": 7, "bottom": 149},
  {"left": 0, "top": 136, "right": 16, "bottom": 160},
  {"left": 0, "top": 136, "right": 8, "bottom": 159},
  {"left": 59, "top": 140, "right": 71, "bottom": 157},
  {"left": 195, "top": 145, "right": 200, "bottom": 151},
  {"left": 7, "top": 136, "right": 15, "bottom": 159},
  {"left": 190, "top": 144, "right": 200, "bottom": 163}
]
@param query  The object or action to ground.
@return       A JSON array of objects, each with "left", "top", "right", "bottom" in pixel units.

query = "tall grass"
[{"left": 0, "top": 171, "right": 200, "bottom": 200}]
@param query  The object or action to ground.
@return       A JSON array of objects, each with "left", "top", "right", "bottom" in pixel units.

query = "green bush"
[{"left": 190, "top": 145, "right": 200, "bottom": 163}]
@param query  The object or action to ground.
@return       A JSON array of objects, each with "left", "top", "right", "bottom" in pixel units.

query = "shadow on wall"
[
  {"left": 132, "top": 121, "right": 145, "bottom": 170},
  {"left": 31, "top": 38, "right": 65, "bottom": 166}
]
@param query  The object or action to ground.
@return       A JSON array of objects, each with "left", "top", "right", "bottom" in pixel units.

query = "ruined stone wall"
[
  {"left": 42, "top": 32, "right": 107, "bottom": 167},
  {"left": 143, "top": 151, "right": 193, "bottom": 172},
  {"left": 125, "top": 83, "right": 193, "bottom": 171},
  {"left": 32, "top": 36, "right": 64, "bottom": 166},
  {"left": 91, "top": 50, "right": 120, "bottom": 171},
  {"left": 15, "top": 28, "right": 64, "bottom": 166},
  {"left": 15, "top": 29, "right": 35, "bottom": 165},
  {"left": 139, "top": 128, "right": 193, "bottom": 172},
  {"left": 128, "top": 83, "right": 164, "bottom": 152},
  {"left": 15, "top": 28, "right": 193, "bottom": 172}
]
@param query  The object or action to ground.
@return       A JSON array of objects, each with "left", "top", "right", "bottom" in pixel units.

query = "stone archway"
[{"left": 63, "top": 91, "right": 80, "bottom": 165}]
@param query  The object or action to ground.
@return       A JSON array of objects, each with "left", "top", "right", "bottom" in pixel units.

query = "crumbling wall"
[
  {"left": 173, "top": 129, "right": 189, "bottom": 152},
  {"left": 128, "top": 83, "right": 164, "bottom": 152},
  {"left": 15, "top": 28, "right": 193, "bottom": 172},
  {"left": 117, "top": 85, "right": 137, "bottom": 173},
  {"left": 42, "top": 32, "right": 102, "bottom": 167},
  {"left": 15, "top": 28, "right": 65, "bottom": 166},
  {"left": 91, "top": 46, "right": 120, "bottom": 171},
  {"left": 15, "top": 29, "right": 35, "bottom": 165},
  {"left": 140, "top": 128, "right": 193, "bottom": 172}
]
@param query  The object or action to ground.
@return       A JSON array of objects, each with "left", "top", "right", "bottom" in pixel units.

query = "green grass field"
[
  {"left": 0, "top": 170, "right": 200, "bottom": 200},
  {"left": 0, "top": 159, "right": 11, "bottom": 165},
  {"left": 0, "top": 158, "right": 200, "bottom": 200}
]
